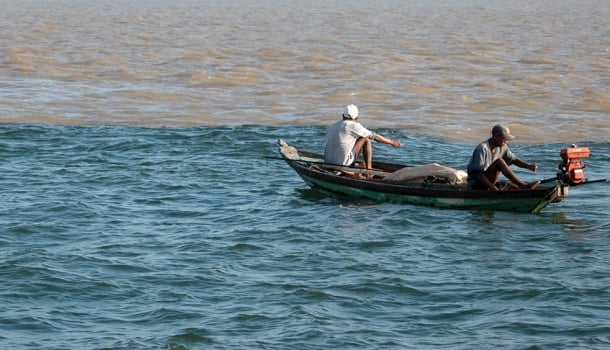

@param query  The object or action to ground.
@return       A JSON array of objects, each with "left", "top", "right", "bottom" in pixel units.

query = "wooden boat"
[{"left": 277, "top": 139, "right": 574, "bottom": 213}]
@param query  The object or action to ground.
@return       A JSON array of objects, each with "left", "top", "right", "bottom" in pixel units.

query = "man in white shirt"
[{"left": 324, "top": 104, "right": 401, "bottom": 170}]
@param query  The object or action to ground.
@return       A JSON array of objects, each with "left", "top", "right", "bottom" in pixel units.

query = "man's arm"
[
  {"left": 513, "top": 158, "right": 538, "bottom": 172},
  {"left": 374, "top": 134, "right": 401, "bottom": 148}
]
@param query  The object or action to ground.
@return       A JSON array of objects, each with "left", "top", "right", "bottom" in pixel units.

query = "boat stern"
[{"left": 550, "top": 184, "right": 569, "bottom": 203}]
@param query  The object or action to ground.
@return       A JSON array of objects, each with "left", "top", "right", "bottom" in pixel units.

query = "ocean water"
[
  {"left": 1, "top": 0, "right": 610, "bottom": 348},
  {"left": 1, "top": 125, "right": 609, "bottom": 349}
]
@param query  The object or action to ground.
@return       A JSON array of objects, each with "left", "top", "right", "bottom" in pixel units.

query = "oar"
[
  {"left": 537, "top": 175, "right": 608, "bottom": 186},
  {"left": 539, "top": 176, "right": 559, "bottom": 184},
  {"left": 575, "top": 178, "right": 608, "bottom": 186}
]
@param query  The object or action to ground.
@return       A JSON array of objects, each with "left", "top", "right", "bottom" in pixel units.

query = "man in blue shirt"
[{"left": 467, "top": 124, "right": 540, "bottom": 190}]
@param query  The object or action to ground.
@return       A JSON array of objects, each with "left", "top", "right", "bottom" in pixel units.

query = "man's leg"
[
  {"left": 487, "top": 158, "right": 536, "bottom": 189},
  {"left": 353, "top": 137, "right": 373, "bottom": 169}
]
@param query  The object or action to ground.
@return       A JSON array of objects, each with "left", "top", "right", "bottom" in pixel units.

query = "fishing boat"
[{"left": 277, "top": 139, "right": 602, "bottom": 214}]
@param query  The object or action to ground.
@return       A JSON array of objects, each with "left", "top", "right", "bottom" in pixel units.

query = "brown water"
[{"left": 1, "top": 0, "right": 608, "bottom": 143}]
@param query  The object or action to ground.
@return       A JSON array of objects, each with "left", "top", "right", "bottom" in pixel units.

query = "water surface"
[
  {"left": 1, "top": 125, "right": 609, "bottom": 349},
  {"left": 1, "top": 0, "right": 609, "bottom": 348}
]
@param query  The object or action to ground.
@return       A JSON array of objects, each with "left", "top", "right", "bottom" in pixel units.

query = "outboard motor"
[{"left": 557, "top": 145, "right": 590, "bottom": 185}]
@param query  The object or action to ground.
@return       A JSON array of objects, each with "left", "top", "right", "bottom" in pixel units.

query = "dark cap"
[{"left": 491, "top": 124, "right": 515, "bottom": 140}]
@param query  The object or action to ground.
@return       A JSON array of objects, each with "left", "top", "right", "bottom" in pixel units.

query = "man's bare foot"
[
  {"left": 522, "top": 181, "right": 540, "bottom": 190},
  {"left": 498, "top": 182, "right": 515, "bottom": 190}
]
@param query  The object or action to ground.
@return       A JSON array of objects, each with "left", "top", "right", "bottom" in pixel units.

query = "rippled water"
[
  {"left": 1, "top": 0, "right": 610, "bottom": 348},
  {"left": 1, "top": 125, "right": 609, "bottom": 349}
]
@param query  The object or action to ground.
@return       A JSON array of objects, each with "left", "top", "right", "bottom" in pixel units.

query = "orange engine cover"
[
  {"left": 560, "top": 146, "right": 590, "bottom": 160},
  {"left": 559, "top": 145, "right": 590, "bottom": 184}
]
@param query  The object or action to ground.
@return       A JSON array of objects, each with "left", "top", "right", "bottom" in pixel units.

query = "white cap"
[{"left": 343, "top": 104, "right": 359, "bottom": 119}]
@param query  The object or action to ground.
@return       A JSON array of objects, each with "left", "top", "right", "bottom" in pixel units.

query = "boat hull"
[
  {"left": 295, "top": 166, "right": 564, "bottom": 213},
  {"left": 279, "top": 141, "right": 567, "bottom": 213}
]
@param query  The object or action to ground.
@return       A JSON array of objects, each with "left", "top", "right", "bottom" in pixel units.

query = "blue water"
[{"left": 1, "top": 125, "right": 609, "bottom": 349}]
